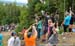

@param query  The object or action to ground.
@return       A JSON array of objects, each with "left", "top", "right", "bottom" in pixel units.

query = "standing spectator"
[
  {"left": 54, "top": 13, "right": 59, "bottom": 23},
  {"left": 8, "top": 32, "right": 21, "bottom": 46},
  {"left": 72, "top": 15, "right": 75, "bottom": 32},
  {"left": 24, "top": 25, "right": 37, "bottom": 46},
  {"left": 47, "top": 19, "right": 54, "bottom": 39},
  {"left": 69, "top": 14, "right": 74, "bottom": 32},
  {"left": 0, "top": 30, "right": 3, "bottom": 46},
  {"left": 18, "top": 27, "right": 27, "bottom": 40},
  {"left": 37, "top": 17, "right": 42, "bottom": 40},
  {"left": 69, "top": 7, "right": 74, "bottom": 32},
  {"left": 19, "top": 27, "right": 26, "bottom": 35},
  {"left": 18, "top": 27, "right": 26, "bottom": 46},
  {"left": 50, "top": 14, "right": 55, "bottom": 23},
  {"left": 42, "top": 12, "right": 50, "bottom": 41},
  {"left": 48, "top": 22, "right": 59, "bottom": 46},
  {"left": 62, "top": 12, "right": 71, "bottom": 32}
]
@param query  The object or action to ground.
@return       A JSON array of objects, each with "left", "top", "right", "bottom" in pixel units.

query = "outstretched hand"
[
  {"left": 31, "top": 24, "right": 37, "bottom": 37},
  {"left": 32, "top": 23, "right": 35, "bottom": 26}
]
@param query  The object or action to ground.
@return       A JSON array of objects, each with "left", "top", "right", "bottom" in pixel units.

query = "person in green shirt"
[{"left": 37, "top": 17, "right": 42, "bottom": 40}]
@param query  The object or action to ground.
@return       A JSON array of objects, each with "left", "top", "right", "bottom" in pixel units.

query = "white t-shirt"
[{"left": 8, "top": 36, "right": 21, "bottom": 46}]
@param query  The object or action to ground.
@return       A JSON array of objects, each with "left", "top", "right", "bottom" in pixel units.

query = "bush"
[{"left": 15, "top": 24, "right": 24, "bottom": 33}]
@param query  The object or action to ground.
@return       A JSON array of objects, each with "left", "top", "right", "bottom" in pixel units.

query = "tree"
[{"left": 0, "top": 3, "right": 20, "bottom": 25}]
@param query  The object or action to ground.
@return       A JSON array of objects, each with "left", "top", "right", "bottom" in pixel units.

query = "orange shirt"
[{"left": 24, "top": 33, "right": 36, "bottom": 46}]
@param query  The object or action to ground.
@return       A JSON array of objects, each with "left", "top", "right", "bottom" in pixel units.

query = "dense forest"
[{"left": 0, "top": 0, "right": 75, "bottom": 32}]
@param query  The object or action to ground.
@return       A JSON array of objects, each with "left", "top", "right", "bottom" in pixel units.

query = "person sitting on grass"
[{"left": 24, "top": 24, "right": 37, "bottom": 46}]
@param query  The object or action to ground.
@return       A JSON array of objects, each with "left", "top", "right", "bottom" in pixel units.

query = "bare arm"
[
  {"left": 42, "top": 14, "right": 46, "bottom": 18},
  {"left": 53, "top": 27, "right": 57, "bottom": 34},
  {"left": 25, "top": 26, "right": 32, "bottom": 35},
  {"left": 18, "top": 32, "right": 23, "bottom": 35},
  {"left": 32, "top": 26, "right": 37, "bottom": 38},
  {"left": 61, "top": 21, "right": 64, "bottom": 26}
]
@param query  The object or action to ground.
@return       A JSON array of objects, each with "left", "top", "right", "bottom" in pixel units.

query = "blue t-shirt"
[
  {"left": 64, "top": 15, "right": 71, "bottom": 25},
  {"left": 0, "top": 34, "right": 3, "bottom": 46}
]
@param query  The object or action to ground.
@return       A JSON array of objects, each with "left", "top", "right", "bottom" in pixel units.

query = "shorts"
[
  {"left": 72, "top": 28, "right": 75, "bottom": 32},
  {"left": 70, "top": 22, "right": 73, "bottom": 25}
]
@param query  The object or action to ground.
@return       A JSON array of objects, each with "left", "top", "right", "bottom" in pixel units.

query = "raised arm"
[
  {"left": 25, "top": 25, "right": 32, "bottom": 35},
  {"left": 42, "top": 14, "right": 46, "bottom": 17},
  {"left": 32, "top": 25, "right": 37, "bottom": 38}
]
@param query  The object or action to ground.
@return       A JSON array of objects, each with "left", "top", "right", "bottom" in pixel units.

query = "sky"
[
  {"left": 16, "top": 0, "right": 28, "bottom": 3},
  {"left": 0, "top": 0, "right": 28, "bottom": 4}
]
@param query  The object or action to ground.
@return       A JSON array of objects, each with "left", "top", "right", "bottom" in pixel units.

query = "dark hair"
[
  {"left": 44, "top": 12, "right": 49, "bottom": 15},
  {"left": 54, "top": 24, "right": 57, "bottom": 28},
  {"left": 27, "top": 32, "right": 32, "bottom": 38},
  {"left": 24, "top": 27, "right": 26, "bottom": 29},
  {"left": 54, "top": 23, "right": 58, "bottom": 28},
  {"left": 11, "top": 32, "right": 16, "bottom": 36},
  {"left": 38, "top": 16, "right": 42, "bottom": 21},
  {"left": 67, "top": 8, "right": 70, "bottom": 13},
  {"left": 11, "top": 32, "right": 14, "bottom": 36}
]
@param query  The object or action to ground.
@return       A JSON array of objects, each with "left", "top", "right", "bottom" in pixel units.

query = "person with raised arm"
[
  {"left": 24, "top": 24, "right": 37, "bottom": 46},
  {"left": 42, "top": 12, "right": 50, "bottom": 42}
]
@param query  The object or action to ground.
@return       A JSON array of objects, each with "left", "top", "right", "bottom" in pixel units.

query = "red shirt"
[{"left": 22, "top": 29, "right": 26, "bottom": 34}]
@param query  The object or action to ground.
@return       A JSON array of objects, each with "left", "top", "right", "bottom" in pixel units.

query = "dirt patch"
[{"left": 2, "top": 32, "right": 75, "bottom": 46}]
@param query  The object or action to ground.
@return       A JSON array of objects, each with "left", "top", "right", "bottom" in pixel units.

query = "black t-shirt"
[
  {"left": 70, "top": 16, "right": 73, "bottom": 24},
  {"left": 44, "top": 15, "right": 50, "bottom": 26},
  {"left": 73, "top": 16, "right": 75, "bottom": 22},
  {"left": 50, "top": 17, "right": 55, "bottom": 23}
]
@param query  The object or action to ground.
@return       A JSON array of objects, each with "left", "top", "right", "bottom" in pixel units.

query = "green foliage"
[
  {"left": 15, "top": 0, "right": 75, "bottom": 33},
  {"left": 35, "top": 3, "right": 42, "bottom": 13},
  {"left": 15, "top": 24, "right": 23, "bottom": 33},
  {"left": 0, "top": 0, "right": 75, "bottom": 33},
  {"left": 0, "top": 3, "right": 20, "bottom": 25}
]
